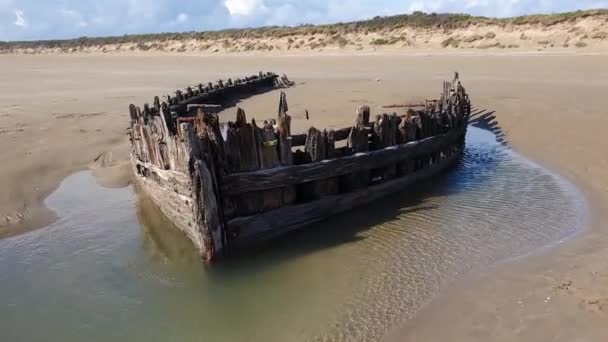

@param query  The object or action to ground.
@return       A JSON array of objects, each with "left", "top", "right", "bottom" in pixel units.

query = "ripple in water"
[{"left": 0, "top": 128, "right": 587, "bottom": 342}]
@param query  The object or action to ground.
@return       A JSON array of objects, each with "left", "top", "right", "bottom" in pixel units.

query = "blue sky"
[{"left": 1, "top": 0, "right": 607, "bottom": 41}]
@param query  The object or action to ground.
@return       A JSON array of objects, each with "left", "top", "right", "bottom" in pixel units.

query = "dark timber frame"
[{"left": 128, "top": 72, "right": 471, "bottom": 263}]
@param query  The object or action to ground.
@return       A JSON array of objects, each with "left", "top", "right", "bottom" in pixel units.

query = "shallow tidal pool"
[{"left": 0, "top": 127, "right": 587, "bottom": 342}]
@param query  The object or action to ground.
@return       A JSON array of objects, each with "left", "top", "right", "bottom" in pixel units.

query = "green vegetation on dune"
[{"left": 1, "top": 9, "right": 607, "bottom": 51}]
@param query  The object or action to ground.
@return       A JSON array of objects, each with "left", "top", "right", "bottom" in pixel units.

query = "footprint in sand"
[
  {"left": 556, "top": 279, "right": 608, "bottom": 315},
  {"left": 586, "top": 299, "right": 607, "bottom": 312},
  {"left": 0, "top": 128, "right": 24, "bottom": 135}
]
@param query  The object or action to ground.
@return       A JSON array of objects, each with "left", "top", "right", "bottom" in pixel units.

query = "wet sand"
[{"left": 1, "top": 53, "right": 608, "bottom": 340}]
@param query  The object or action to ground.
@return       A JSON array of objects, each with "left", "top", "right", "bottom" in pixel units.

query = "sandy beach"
[{"left": 1, "top": 52, "right": 607, "bottom": 340}]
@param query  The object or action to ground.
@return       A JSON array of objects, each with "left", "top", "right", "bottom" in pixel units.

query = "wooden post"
[
  {"left": 277, "top": 92, "right": 292, "bottom": 166},
  {"left": 276, "top": 92, "right": 296, "bottom": 205},
  {"left": 304, "top": 126, "right": 326, "bottom": 162},
  {"left": 397, "top": 111, "right": 416, "bottom": 175},
  {"left": 153, "top": 96, "right": 161, "bottom": 113},
  {"left": 326, "top": 129, "right": 336, "bottom": 158},
  {"left": 224, "top": 108, "right": 259, "bottom": 173},
  {"left": 225, "top": 118, "right": 284, "bottom": 218},
  {"left": 129, "top": 104, "right": 137, "bottom": 123},
  {"left": 409, "top": 112, "right": 425, "bottom": 170},
  {"left": 343, "top": 106, "right": 372, "bottom": 191},
  {"left": 300, "top": 127, "right": 338, "bottom": 200},
  {"left": 371, "top": 113, "right": 398, "bottom": 181},
  {"left": 254, "top": 119, "right": 280, "bottom": 169},
  {"left": 356, "top": 105, "right": 370, "bottom": 125}
]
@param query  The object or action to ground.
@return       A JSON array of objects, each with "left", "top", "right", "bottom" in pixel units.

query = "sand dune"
[{"left": 2, "top": 10, "right": 608, "bottom": 55}]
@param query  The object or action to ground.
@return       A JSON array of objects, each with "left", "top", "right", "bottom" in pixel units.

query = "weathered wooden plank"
[
  {"left": 226, "top": 118, "right": 285, "bottom": 217},
  {"left": 131, "top": 155, "right": 200, "bottom": 252},
  {"left": 326, "top": 129, "right": 336, "bottom": 158},
  {"left": 371, "top": 113, "right": 398, "bottom": 181},
  {"left": 192, "top": 159, "right": 224, "bottom": 262},
  {"left": 226, "top": 150, "right": 463, "bottom": 245},
  {"left": 194, "top": 110, "right": 226, "bottom": 176},
  {"left": 344, "top": 122, "right": 371, "bottom": 190},
  {"left": 254, "top": 119, "right": 280, "bottom": 169},
  {"left": 277, "top": 92, "right": 292, "bottom": 166},
  {"left": 340, "top": 104, "right": 373, "bottom": 189},
  {"left": 224, "top": 123, "right": 241, "bottom": 172},
  {"left": 129, "top": 104, "right": 137, "bottom": 123},
  {"left": 177, "top": 115, "right": 227, "bottom": 261},
  {"left": 153, "top": 96, "right": 161, "bottom": 112},
  {"left": 224, "top": 108, "right": 259, "bottom": 172},
  {"left": 221, "top": 126, "right": 465, "bottom": 195},
  {"left": 276, "top": 93, "right": 296, "bottom": 205},
  {"left": 356, "top": 105, "right": 371, "bottom": 125},
  {"left": 225, "top": 111, "right": 288, "bottom": 217},
  {"left": 158, "top": 105, "right": 178, "bottom": 169},
  {"left": 372, "top": 113, "right": 394, "bottom": 149},
  {"left": 397, "top": 113, "right": 417, "bottom": 175},
  {"left": 347, "top": 125, "right": 369, "bottom": 153},
  {"left": 134, "top": 175, "right": 197, "bottom": 245},
  {"left": 398, "top": 112, "right": 417, "bottom": 144},
  {"left": 304, "top": 127, "right": 326, "bottom": 162},
  {"left": 299, "top": 127, "right": 332, "bottom": 199},
  {"left": 300, "top": 127, "right": 339, "bottom": 199}
]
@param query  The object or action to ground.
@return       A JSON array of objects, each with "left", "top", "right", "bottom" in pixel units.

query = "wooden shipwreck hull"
[{"left": 128, "top": 72, "right": 471, "bottom": 263}]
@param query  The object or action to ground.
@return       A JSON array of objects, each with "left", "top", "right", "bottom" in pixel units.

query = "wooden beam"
[
  {"left": 220, "top": 127, "right": 465, "bottom": 195},
  {"left": 226, "top": 150, "right": 462, "bottom": 245},
  {"left": 187, "top": 104, "right": 222, "bottom": 111}
]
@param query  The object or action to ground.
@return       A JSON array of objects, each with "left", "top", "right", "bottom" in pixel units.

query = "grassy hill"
[{"left": 2, "top": 9, "right": 607, "bottom": 54}]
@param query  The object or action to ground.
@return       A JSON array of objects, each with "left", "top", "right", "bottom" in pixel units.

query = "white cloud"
[
  {"left": 177, "top": 13, "right": 188, "bottom": 23},
  {"left": 1, "top": 0, "right": 607, "bottom": 41},
  {"left": 406, "top": 0, "right": 608, "bottom": 17},
  {"left": 224, "top": 0, "right": 263, "bottom": 16},
  {"left": 14, "top": 9, "right": 27, "bottom": 28},
  {"left": 60, "top": 9, "right": 88, "bottom": 27},
  {"left": 127, "top": 0, "right": 162, "bottom": 19}
]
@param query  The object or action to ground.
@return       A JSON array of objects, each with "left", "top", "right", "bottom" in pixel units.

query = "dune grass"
[{"left": 1, "top": 9, "right": 606, "bottom": 53}]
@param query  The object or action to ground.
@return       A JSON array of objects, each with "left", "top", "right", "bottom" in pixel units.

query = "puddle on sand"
[{"left": 0, "top": 127, "right": 587, "bottom": 342}]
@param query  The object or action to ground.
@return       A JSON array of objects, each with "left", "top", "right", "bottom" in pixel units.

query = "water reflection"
[{"left": 137, "top": 195, "right": 200, "bottom": 265}]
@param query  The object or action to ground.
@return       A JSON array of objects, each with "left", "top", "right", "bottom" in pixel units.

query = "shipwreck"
[{"left": 128, "top": 72, "right": 471, "bottom": 263}]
